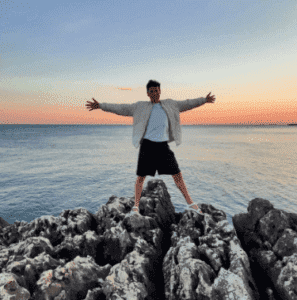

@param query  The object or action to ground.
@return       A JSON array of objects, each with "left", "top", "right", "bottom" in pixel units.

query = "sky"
[{"left": 1, "top": 0, "right": 296, "bottom": 125}]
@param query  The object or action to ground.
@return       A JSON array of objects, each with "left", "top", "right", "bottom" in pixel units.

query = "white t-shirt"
[{"left": 143, "top": 103, "right": 169, "bottom": 142}]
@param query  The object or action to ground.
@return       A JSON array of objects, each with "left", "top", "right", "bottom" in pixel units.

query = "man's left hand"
[{"left": 206, "top": 92, "right": 216, "bottom": 103}]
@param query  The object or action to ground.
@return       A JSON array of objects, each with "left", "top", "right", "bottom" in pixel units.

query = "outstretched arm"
[
  {"left": 178, "top": 92, "right": 216, "bottom": 112},
  {"left": 85, "top": 97, "right": 135, "bottom": 116}
]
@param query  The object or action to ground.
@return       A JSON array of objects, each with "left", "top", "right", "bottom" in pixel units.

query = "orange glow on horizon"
[
  {"left": 1, "top": 76, "right": 296, "bottom": 125},
  {"left": 2, "top": 102, "right": 296, "bottom": 125}
]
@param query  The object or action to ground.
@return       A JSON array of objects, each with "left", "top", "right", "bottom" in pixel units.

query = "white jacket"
[{"left": 100, "top": 97, "right": 207, "bottom": 148}]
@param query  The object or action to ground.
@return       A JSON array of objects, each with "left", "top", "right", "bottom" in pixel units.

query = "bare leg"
[
  {"left": 134, "top": 176, "right": 146, "bottom": 211},
  {"left": 172, "top": 172, "right": 195, "bottom": 205},
  {"left": 172, "top": 172, "right": 202, "bottom": 213}
]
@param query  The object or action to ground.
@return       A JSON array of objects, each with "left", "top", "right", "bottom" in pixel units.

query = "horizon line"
[{"left": 1, "top": 123, "right": 294, "bottom": 126}]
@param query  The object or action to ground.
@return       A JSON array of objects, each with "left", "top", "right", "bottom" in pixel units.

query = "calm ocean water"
[{"left": 1, "top": 124, "right": 296, "bottom": 227}]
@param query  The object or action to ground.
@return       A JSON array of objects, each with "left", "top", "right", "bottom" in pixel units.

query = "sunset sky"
[{"left": 1, "top": 0, "right": 296, "bottom": 125}]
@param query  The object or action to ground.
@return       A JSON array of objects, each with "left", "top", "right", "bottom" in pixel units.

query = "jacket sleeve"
[
  {"left": 99, "top": 102, "right": 137, "bottom": 117},
  {"left": 176, "top": 97, "right": 207, "bottom": 113}
]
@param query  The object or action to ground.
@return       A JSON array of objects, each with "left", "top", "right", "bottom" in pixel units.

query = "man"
[{"left": 85, "top": 80, "right": 216, "bottom": 216}]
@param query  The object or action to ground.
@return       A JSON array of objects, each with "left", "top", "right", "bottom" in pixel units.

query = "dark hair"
[{"left": 146, "top": 80, "right": 161, "bottom": 93}]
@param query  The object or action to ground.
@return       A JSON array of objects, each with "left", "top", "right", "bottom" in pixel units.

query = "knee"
[
  {"left": 137, "top": 176, "right": 146, "bottom": 183},
  {"left": 172, "top": 172, "right": 182, "bottom": 183}
]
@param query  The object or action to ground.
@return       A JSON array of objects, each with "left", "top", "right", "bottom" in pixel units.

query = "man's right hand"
[{"left": 86, "top": 98, "right": 100, "bottom": 111}]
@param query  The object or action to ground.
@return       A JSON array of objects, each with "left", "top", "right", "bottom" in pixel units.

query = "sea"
[{"left": 1, "top": 124, "right": 296, "bottom": 227}]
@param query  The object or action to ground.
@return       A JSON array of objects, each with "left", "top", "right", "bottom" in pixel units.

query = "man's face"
[{"left": 147, "top": 86, "right": 161, "bottom": 104}]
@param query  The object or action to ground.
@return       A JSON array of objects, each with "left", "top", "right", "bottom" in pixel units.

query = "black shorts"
[{"left": 136, "top": 138, "right": 181, "bottom": 177}]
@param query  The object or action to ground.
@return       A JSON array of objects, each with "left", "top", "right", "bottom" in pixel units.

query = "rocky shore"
[{"left": 0, "top": 179, "right": 296, "bottom": 300}]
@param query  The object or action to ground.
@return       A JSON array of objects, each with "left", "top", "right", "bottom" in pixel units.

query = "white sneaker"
[
  {"left": 186, "top": 203, "right": 204, "bottom": 216},
  {"left": 126, "top": 206, "right": 140, "bottom": 217}
]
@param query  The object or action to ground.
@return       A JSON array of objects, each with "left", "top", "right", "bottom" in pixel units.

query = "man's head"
[{"left": 146, "top": 80, "right": 161, "bottom": 104}]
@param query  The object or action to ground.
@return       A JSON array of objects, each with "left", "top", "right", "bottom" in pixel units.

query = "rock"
[
  {"left": 0, "top": 179, "right": 296, "bottom": 299},
  {"left": 0, "top": 217, "right": 10, "bottom": 230},
  {"left": 163, "top": 212, "right": 259, "bottom": 299},
  {"left": 233, "top": 198, "right": 297, "bottom": 300},
  {"left": 0, "top": 273, "right": 30, "bottom": 300}
]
